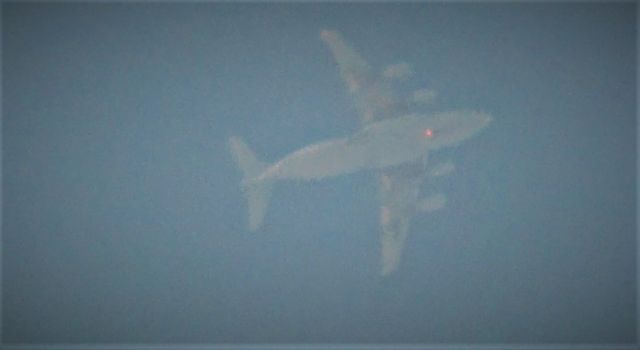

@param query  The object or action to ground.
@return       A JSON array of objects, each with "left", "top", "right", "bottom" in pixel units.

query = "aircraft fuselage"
[{"left": 254, "top": 110, "right": 491, "bottom": 183}]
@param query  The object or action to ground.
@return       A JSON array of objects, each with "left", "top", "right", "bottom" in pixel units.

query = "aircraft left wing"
[{"left": 320, "top": 30, "right": 409, "bottom": 125}]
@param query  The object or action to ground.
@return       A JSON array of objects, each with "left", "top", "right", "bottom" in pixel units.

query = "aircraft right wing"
[
  {"left": 378, "top": 163, "right": 423, "bottom": 275},
  {"left": 378, "top": 161, "right": 450, "bottom": 275}
]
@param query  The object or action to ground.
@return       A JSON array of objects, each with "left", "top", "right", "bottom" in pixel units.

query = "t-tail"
[{"left": 228, "top": 136, "right": 274, "bottom": 231}]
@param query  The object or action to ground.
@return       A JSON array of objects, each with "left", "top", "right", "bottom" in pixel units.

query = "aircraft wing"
[
  {"left": 378, "top": 162, "right": 448, "bottom": 275},
  {"left": 378, "top": 163, "right": 423, "bottom": 275},
  {"left": 321, "top": 30, "right": 448, "bottom": 275},
  {"left": 320, "top": 30, "right": 409, "bottom": 125}
]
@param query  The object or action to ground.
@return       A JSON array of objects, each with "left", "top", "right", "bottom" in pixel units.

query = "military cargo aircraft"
[{"left": 230, "top": 30, "right": 491, "bottom": 275}]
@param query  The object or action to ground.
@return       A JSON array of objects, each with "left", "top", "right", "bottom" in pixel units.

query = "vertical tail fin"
[{"left": 228, "top": 136, "right": 273, "bottom": 231}]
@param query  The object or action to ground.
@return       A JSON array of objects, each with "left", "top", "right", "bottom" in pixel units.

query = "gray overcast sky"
[{"left": 3, "top": 2, "right": 636, "bottom": 345}]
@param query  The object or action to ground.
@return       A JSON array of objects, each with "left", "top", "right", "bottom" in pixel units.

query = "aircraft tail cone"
[{"left": 228, "top": 136, "right": 273, "bottom": 231}]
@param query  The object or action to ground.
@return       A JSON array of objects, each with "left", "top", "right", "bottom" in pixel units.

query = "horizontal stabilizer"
[
  {"left": 229, "top": 136, "right": 265, "bottom": 180},
  {"left": 228, "top": 136, "right": 274, "bottom": 231}
]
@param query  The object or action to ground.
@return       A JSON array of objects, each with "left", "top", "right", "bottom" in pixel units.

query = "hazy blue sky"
[{"left": 3, "top": 2, "right": 636, "bottom": 345}]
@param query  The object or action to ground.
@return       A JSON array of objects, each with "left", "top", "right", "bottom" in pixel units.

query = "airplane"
[
  {"left": 319, "top": 30, "right": 479, "bottom": 275},
  {"left": 229, "top": 30, "right": 492, "bottom": 276}
]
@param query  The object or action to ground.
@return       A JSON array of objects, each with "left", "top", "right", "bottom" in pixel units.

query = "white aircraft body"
[{"left": 229, "top": 30, "right": 492, "bottom": 275}]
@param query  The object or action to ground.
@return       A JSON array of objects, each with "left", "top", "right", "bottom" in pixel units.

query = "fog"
[{"left": 3, "top": 2, "right": 636, "bottom": 346}]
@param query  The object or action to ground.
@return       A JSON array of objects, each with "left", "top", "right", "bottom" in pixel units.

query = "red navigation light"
[{"left": 423, "top": 128, "right": 433, "bottom": 138}]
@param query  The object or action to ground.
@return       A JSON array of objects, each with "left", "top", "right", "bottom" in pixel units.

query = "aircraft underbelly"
[
  {"left": 264, "top": 138, "right": 369, "bottom": 180},
  {"left": 263, "top": 123, "right": 426, "bottom": 181}
]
